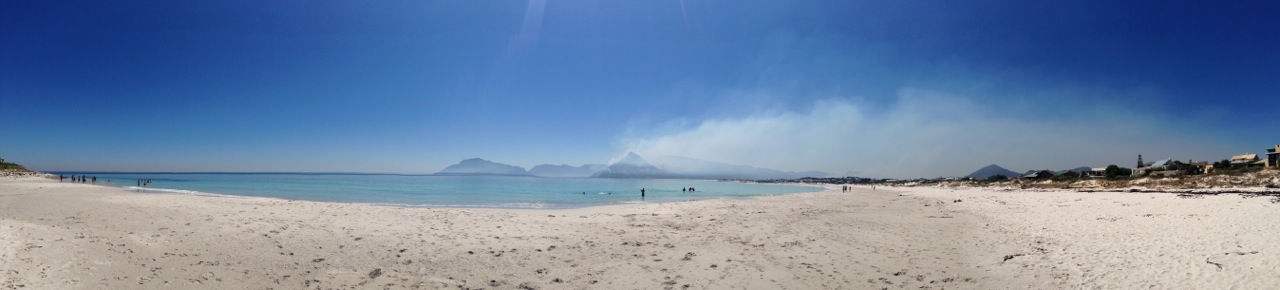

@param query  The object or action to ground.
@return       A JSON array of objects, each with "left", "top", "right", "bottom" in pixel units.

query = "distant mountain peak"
[
  {"left": 611, "top": 152, "right": 651, "bottom": 166},
  {"left": 594, "top": 152, "right": 671, "bottom": 178},
  {"left": 966, "top": 164, "right": 1019, "bottom": 179}
]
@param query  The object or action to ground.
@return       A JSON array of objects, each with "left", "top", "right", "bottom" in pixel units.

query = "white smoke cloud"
[{"left": 627, "top": 88, "right": 1241, "bottom": 178}]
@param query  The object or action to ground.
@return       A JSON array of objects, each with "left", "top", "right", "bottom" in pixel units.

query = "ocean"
[{"left": 48, "top": 173, "right": 824, "bottom": 209}]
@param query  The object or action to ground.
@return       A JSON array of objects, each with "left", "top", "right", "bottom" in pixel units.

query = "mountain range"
[
  {"left": 966, "top": 164, "right": 1095, "bottom": 179},
  {"left": 527, "top": 164, "right": 606, "bottom": 178},
  {"left": 435, "top": 158, "right": 530, "bottom": 176},
  {"left": 436, "top": 152, "right": 828, "bottom": 180}
]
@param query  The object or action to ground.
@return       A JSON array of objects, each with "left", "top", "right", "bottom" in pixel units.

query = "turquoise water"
[{"left": 48, "top": 173, "right": 823, "bottom": 209}]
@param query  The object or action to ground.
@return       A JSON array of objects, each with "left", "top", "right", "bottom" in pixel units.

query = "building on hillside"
[
  {"left": 1231, "top": 153, "right": 1259, "bottom": 165},
  {"left": 1149, "top": 170, "right": 1185, "bottom": 177},
  {"left": 1190, "top": 161, "right": 1210, "bottom": 174},
  {"left": 1019, "top": 170, "right": 1055, "bottom": 181},
  {"left": 1267, "top": 144, "right": 1279, "bottom": 168},
  {"left": 1088, "top": 167, "right": 1107, "bottom": 177},
  {"left": 1132, "top": 158, "right": 1173, "bottom": 177},
  {"left": 1149, "top": 159, "right": 1172, "bottom": 170}
]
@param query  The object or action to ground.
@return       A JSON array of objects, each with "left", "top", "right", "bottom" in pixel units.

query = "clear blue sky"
[{"left": 3, "top": 1, "right": 1277, "bottom": 177}]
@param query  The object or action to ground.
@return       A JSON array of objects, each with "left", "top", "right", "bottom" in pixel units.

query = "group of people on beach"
[
  {"left": 59, "top": 174, "right": 96, "bottom": 183},
  {"left": 840, "top": 185, "right": 874, "bottom": 192},
  {"left": 137, "top": 179, "right": 153, "bottom": 187}
]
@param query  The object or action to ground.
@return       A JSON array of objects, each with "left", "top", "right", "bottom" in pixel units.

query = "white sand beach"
[{"left": 2, "top": 175, "right": 1276, "bottom": 289}]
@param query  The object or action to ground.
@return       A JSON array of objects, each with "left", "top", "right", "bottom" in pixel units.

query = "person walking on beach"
[
  {"left": 641, "top": 188, "right": 646, "bottom": 200},
  {"left": 59, "top": 175, "right": 64, "bottom": 182},
  {"left": 91, "top": 176, "right": 96, "bottom": 183}
]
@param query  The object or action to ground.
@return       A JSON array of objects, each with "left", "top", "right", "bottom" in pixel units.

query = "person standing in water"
[{"left": 641, "top": 188, "right": 646, "bottom": 200}]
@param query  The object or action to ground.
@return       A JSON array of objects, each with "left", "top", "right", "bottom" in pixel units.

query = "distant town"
[{"left": 749, "top": 144, "right": 1280, "bottom": 189}]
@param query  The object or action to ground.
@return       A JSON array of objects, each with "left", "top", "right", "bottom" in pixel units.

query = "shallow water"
[{"left": 48, "top": 173, "right": 823, "bottom": 209}]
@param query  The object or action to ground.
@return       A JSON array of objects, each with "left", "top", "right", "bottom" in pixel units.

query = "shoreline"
[
  {"left": 3, "top": 175, "right": 1276, "bottom": 289},
  {"left": 24, "top": 173, "right": 829, "bottom": 210}
]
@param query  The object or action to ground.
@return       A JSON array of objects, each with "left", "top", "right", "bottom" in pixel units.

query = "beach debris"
[
  {"left": 311, "top": 258, "right": 324, "bottom": 263},
  {"left": 367, "top": 268, "right": 382, "bottom": 279},
  {"left": 1206, "top": 258, "right": 1224, "bottom": 271},
  {"left": 1002, "top": 253, "right": 1025, "bottom": 262}
]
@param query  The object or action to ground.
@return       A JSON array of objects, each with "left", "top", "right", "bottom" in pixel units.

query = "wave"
[{"left": 124, "top": 186, "right": 281, "bottom": 201}]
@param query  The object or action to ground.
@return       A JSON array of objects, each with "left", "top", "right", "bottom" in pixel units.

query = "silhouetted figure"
[
  {"left": 641, "top": 188, "right": 646, "bottom": 200},
  {"left": 92, "top": 176, "right": 96, "bottom": 183},
  {"left": 59, "top": 175, "right": 64, "bottom": 182}
]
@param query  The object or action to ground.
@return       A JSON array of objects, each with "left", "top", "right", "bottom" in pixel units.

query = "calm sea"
[{"left": 48, "top": 173, "right": 824, "bottom": 209}]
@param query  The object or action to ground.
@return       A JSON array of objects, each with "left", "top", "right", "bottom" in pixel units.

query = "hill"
[
  {"left": 435, "top": 158, "right": 529, "bottom": 176},
  {"left": 966, "top": 164, "right": 1019, "bottom": 179},
  {"left": 0, "top": 157, "right": 30, "bottom": 172}
]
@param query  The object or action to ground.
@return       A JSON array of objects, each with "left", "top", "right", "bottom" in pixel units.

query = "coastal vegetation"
[
  {"left": 750, "top": 168, "right": 1280, "bottom": 191},
  {"left": 0, "top": 157, "right": 30, "bottom": 172}
]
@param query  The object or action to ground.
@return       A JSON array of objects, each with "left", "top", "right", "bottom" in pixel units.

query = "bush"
[{"left": 1104, "top": 165, "right": 1132, "bottom": 180}]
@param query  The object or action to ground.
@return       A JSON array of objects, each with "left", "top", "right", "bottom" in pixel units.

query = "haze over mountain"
[
  {"left": 646, "top": 155, "right": 826, "bottom": 180},
  {"left": 966, "top": 164, "right": 1020, "bottom": 179},
  {"left": 434, "top": 153, "right": 830, "bottom": 179},
  {"left": 435, "top": 158, "right": 529, "bottom": 176},
  {"left": 527, "top": 164, "right": 606, "bottom": 178},
  {"left": 591, "top": 152, "right": 676, "bottom": 179}
]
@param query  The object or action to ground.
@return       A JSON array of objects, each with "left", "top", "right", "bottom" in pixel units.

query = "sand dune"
[{"left": 2, "top": 176, "right": 1275, "bottom": 289}]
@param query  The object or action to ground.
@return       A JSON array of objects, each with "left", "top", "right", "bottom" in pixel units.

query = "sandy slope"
[
  {"left": 2, "top": 176, "right": 1275, "bottom": 289},
  {"left": 903, "top": 186, "right": 1279, "bottom": 289}
]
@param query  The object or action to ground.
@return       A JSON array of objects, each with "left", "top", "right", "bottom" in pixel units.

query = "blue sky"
[{"left": 3, "top": 1, "right": 1277, "bottom": 177}]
